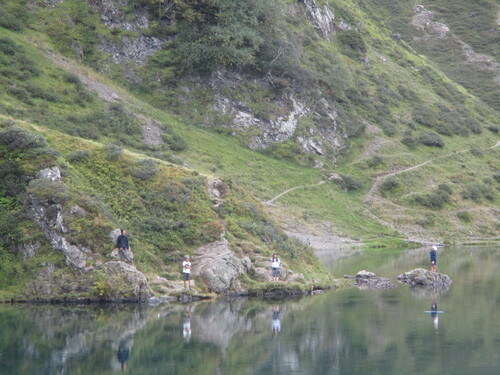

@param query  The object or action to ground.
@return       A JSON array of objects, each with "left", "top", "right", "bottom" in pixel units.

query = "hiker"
[
  {"left": 115, "top": 229, "right": 131, "bottom": 263},
  {"left": 182, "top": 255, "right": 191, "bottom": 289},
  {"left": 271, "top": 253, "right": 281, "bottom": 282},
  {"left": 430, "top": 245, "right": 438, "bottom": 272}
]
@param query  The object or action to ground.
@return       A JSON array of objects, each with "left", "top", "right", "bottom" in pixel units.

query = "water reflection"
[{"left": 0, "top": 246, "right": 499, "bottom": 375}]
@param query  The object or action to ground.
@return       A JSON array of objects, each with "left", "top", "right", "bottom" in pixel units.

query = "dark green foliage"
[
  {"left": 412, "top": 105, "right": 437, "bottom": 128},
  {"left": 66, "top": 150, "right": 91, "bottom": 163},
  {"left": 461, "top": 183, "right": 495, "bottom": 202},
  {"left": 133, "top": 159, "right": 158, "bottom": 180},
  {"left": 26, "top": 179, "right": 71, "bottom": 205},
  {"left": 414, "top": 183, "right": 452, "bottom": 209},
  {"left": 380, "top": 121, "right": 397, "bottom": 137},
  {"left": 160, "top": 0, "right": 284, "bottom": 74},
  {"left": 67, "top": 105, "right": 141, "bottom": 141},
  {"left": 0, "top": 125, "right": 48, "bottom": 151},
  {"left": 104, "top": 144, "right": 124, "bottom": 161},
  {"left": 337, "top": 30, "right": 367, "bottom": 59},
  {"left": 0, "top": 1, "right": 30, "bottom": 31},
  {"left": 163, "top": 133, "right": 188, "bottom": 151},
  {"left": 456, "top": 211, "right": 472, "bottom": 222},
  {"left": 335, "top": 175, "right": 364, "bottom": 192},
  {"left": 401, "top": 131, "right": 418, "bottom": 149},
  {"left": 418, "top": 131, "right": 444, "bottom": 147},
  {"left": 379, "top": 178, "right": 399, "bottom": 196},
  {"left": 366, "top": 156, "right": 384, "bottom": 168},
  {"left": 487, "top": 125, "right": 499, "bottom": 133}
]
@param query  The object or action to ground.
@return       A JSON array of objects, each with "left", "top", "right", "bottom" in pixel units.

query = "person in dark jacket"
[
  {"left": 430, "top": 245, "right": 437, "bottom": 272},
  {"left": 115, "top": 229, "right": 131, "bottom": 263}
]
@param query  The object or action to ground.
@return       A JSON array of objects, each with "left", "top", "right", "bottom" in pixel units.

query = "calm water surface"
[{"left": 0, "top": 246, "right": 499, "bottom": 375}]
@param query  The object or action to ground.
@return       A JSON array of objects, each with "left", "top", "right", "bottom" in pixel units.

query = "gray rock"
[
  {"left": 397, "top": 268, "right": 452, "bottom": 287},
  {"left": 99, "top": 261, "right": 153, "bottom": 300},
  {"left": 192, "top": 239, "right": 246, "bottom": 293}
]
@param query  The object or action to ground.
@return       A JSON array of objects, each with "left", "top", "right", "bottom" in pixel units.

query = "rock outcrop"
[
  {"left": 397, "top": 268, "right": 452, "bottom": 287},
  {"left": 98, "top": 261, "right": 153, "bottom": 301},
  {"left": 26, "top": 167, "right": 93, "bottom": 270},
  {"left": 192, "top": 239, "right": 246, "bottom": 294},
  {"left": 344, "top": 270, "right": 397, "bottom": 289}
]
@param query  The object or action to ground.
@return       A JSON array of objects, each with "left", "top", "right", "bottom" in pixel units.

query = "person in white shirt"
[
  {"left": 271, "top": 253, "right": 281, "bottom": 282},
  {"left": 182, "top": 255, "right": 191, "bottom": 289}
]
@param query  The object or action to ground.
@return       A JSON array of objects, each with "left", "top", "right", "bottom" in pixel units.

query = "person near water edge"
[{"left": 430, "top": 245, "right": 438, "bottom": 272}]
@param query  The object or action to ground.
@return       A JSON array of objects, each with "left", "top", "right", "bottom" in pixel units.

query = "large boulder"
[
  {"left": 97, "top": 261, "right": 153, "bottom": 301},
  {"left": 397, "top": 268, "right": 452, "bottom": 287},
  {"left": 191, "top": 239, "right": 246, "bottom": 293}
]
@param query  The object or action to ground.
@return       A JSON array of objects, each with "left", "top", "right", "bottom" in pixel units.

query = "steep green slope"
[{"left": 0, "top": 0, "right": 499, "bottom": 297}]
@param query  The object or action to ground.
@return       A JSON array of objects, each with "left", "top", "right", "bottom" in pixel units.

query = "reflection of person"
[
  {"left": 117, "top": 339, "right": 130, "bottom": 371},
  {"left": 183, "top": 307, "right": 192, "bottom": 342},
  {"left": 115, "top": 229, "right": 131, "bottom": 263},
  {"left": 430, "top": 246, "right": 438, "bottom": 272},
  {"left": 182, "top": 255, "right": 191, "bottom": 289},
  {"left": 271, "top": 253, "right": 281, "bottom": 282},
  {"left": 431, "top": 295, "right": 439, "bottom": 329},
  {"left": 272, "top": 306, "right": 281, "bottom": 334}
]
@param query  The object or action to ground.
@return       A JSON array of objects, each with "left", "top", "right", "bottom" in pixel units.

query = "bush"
[
  {"left": 418, "top": 131, "right": 444, "bottom": 147},
  {"left": 456, "top": 211, "right": 472, "bottom": 223},
  {"left": 0, "top": 126, "right": 47, "bottom": 150},
  {"left": 133, "top": 159, "right": 158, "bottom": 180},
  {"left": 163, "top": 133, "right": 188, "bottom": 152},
  {"left": 366, "top": 156, "right": 384, "bottom": 168},
  {"left": 338, "top": 30, "right": 367, "bottom": 59},
  {"left": 412, "top": 105, "right": 437, "bottom": 128},
  {"left": 26, "top": 179, "right": 70, "bottom": 204},
  {"left": 379, "top": 178, "right": 399, "bottom": 195},
  {"left": 487, "top": 125, "right": 499, "bottom": 133},
  {"left": 461, "top": 183, "right": 494, "bottom": 202},
  {"left": 401, "top": 131, "right": 418, "bottom": 149},
  {"left": 66, "top": 150, "right": 91, "bottom": 163},
  {"left": 335, "top": 174, "right": 364, "bottom": 192},
  {"left": 380, "top": 121, "right": 397, "bottom": 137},
  {"left": 104, "top": 144, "right": 123, "bottom": 161}
]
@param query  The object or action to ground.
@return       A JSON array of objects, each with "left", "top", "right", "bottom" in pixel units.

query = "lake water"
[{"left": 0, "top": 245, "right": 499, "bottom": 375}]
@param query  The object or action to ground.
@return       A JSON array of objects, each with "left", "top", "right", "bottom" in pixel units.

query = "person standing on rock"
[
  {"left": 115, "top": 229, "right": 131, "bottom": 263},
  {"left": 182, "top": 255, "right": 192, "bottom": 289},
  {"left": 430, "top": 245, "right": 438, "bottom": 272},
  {"left": 271, "top": 253, "right": 281, "bottom": 282}
]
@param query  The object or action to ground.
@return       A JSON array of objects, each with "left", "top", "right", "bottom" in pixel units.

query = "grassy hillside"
[{"left": 0, "top": 0, "right": 499, "bottom": 297}]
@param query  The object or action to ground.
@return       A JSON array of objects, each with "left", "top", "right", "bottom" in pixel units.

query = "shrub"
[
  {"left": 26, "top": 179, "right": 70, "bottom": 204},
  {"left": 380, "top": 121, "right": 397, "bottom": 137},
  {"left": 338, "top": 30, "right": 367, "bottom": 59},
  {"left": 379, "top": 178, "right": 399, "bottom": 195},
  {"left": 366, "top": 156, "right": 384, "bottom": 168},
  {"left": 163, "top": 133, "right": 188, "bottom": 152},
  {"left": 66, "top": 150, "right": 91, "bottom": 163},
  {"left": 487, "top": 125, "right": 499, "bottom": 133},
  {"left": 418, "top": 131, "right": 444, "bottom": 147},
  {"left": 335, "top": 174, "right": 364, "bottom": 192},
  {"left": 456, "top": 211, "right": 472, "bottom": 223},
  {"left": 401, "top": 131, "right": 418, "bottom": 149},
  {"left": 412, "top": 105, "right": 437, "bottom": 128},
  {"left": 461, "top": 183, "right": 494, "bottom": 202},
  {"left": 133, "top": 159, "right": 158, "bottom": 180},
  {"left": 0, "top": 125, "right": 47, "bottom": 150},
  {"left": 104, "top": 144, "right": 123, "bottom": 161},
  {"left": 414, "top": 191, "right": 449, "bottom": 209}
]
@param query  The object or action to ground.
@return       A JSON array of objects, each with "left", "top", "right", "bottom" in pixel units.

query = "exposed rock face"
[
  {"left": 99, "top": 261, "right": 153, "bottom": 300},
  {"left": 26, "top": 167, "right": 92, "bottom": 270},
  {"left": 301, "top": 0, "right": 336, "bottom": 39},
  {"left": 397, "top": 268, "right": 452, "bottom": 287},
  {"left": 192, "top": 239, "right": 246, "bottom": 293},
  {"left": 412, "top": 5, "right": 450, "bottom": 39},
  {"left": 211, "top": 71, "right": 344, "bottom": 157}
]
